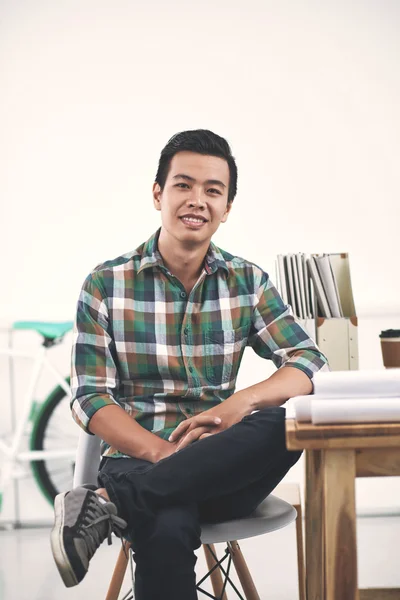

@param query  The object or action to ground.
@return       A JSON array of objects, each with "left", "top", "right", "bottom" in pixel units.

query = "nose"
[{"left": 187, "top": 190, "right": 205, "bottom": 209}]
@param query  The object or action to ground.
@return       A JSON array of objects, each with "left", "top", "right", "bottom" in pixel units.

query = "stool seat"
[{"left": 200, "top": 494, "right": 296, "bottom": 545}]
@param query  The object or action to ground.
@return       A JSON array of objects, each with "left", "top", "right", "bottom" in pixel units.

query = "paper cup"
[{"left": 380, "top": 330, "right": 400, "bottom": 368}]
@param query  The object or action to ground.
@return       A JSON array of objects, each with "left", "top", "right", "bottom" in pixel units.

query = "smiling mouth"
[{"left": 180, "top": 216, "right": 208, "bottom": 226}]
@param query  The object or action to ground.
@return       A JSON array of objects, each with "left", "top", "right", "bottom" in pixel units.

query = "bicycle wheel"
[{"left": 30, "top": 379, "right": 79, "bottom": 504}]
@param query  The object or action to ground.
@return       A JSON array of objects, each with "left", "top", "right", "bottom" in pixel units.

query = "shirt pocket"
[{"left": 204, "top": 325, "right": 249, "bottom": 385}]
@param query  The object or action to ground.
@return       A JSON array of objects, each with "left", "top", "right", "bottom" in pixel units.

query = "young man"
[{"left": 51, "top": 129, "right": 329, "bottom": 599}]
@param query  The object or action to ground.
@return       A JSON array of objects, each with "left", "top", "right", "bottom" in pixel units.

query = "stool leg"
[
  {"left": 203, "top": 544, "right": 228, "bottom": 600},
  {"left": 105, "top": 541, "right": 131, "bottom": 600},
  {"left": 294, "top": 503, "right": 306, "bottom": 600},
  {"left": 228, "top": 541, "right": 260, "bottom": 600}
]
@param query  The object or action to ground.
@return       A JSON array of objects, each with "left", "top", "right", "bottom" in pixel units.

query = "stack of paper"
[
  {"left": 276, "top": 253, "right": 347, "bottom": 319},
  {"left": 290, "top": 369, "right": 400, "bottom": 425}
]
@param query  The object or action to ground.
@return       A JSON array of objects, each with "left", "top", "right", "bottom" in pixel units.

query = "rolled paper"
[
  {"left": 292, "top": 396, "right": 312, "bottom": 422},
  {"left": 313, "top": 369, "right": 400, "bottom": 398},
  {"left": 291, "top": 395, "right": 400, "bottom": 423},
  {"left": 311, "top": 398, "right": 400, "bottom": 425}
]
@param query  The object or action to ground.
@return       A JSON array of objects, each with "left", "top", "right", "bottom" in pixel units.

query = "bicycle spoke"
[
  {"left": 43, "top": 436, "right": 77, "bottom": 446},
  {"left": 31, "top": 388, "right": 79, "bottom": 502},
  {"left": 43, "top": 466, "right": 74, "bottom": 476},
  {"left": 43, "top": 425, "right": 72, "bottom": 437}
]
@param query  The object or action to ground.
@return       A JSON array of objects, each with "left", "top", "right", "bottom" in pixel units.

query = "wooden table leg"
[
  {"left": 323, "top": 449, "right": 358, "bottom": 600},
  {"left": 295, "top": 500, "right": 307, "bottom": 600},
  {"left": 305, "top": 449, "right": 325, "bottom": 600}
]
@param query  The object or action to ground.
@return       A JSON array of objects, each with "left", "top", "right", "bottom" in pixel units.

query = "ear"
[
  {"left": 153, "top": 182, "right": 162, "bottom": 211},
  {"left": 220, "top": 201, "right": 232, "bottom": 223}
]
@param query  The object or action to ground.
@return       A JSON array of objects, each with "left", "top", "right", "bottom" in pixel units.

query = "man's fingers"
[
  {"left": 169, "top": 415, "right": 221, "bottom": 442},
  {"left": 169, "top": 419, "right": 191, "bottom": 442},
  {"left": 199, "top": 433, "right": 213, "bottom": 440},
  {"left": 175, "top": 427, "right": 209, "bottom": 451}
]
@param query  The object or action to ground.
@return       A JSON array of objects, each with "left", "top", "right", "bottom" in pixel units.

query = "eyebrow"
[{"left": 173, "top": 174, "right": 226, "bottom": 188}]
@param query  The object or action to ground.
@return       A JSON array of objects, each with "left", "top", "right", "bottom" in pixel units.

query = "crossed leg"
[{"left": 98, "top": 407, "right": 301, "bottom": 599}]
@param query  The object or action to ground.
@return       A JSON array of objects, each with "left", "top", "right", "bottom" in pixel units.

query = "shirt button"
[
  {"left": 180, "top": 291, "right": 186, "bottom": 298},
  {"left": 184, "top": 327, "right": 189, "bottom": 336},
  {"left": 188, "top": 366, "right": 193, "bottom": 373}
]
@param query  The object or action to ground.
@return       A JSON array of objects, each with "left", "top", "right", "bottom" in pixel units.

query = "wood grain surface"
[
  {"left": 359, "top": 590, "right": 400, "bottom": 600},
  {"left": 286, "top": 419, "right": 400, "bottom": 450},
  {"left": 305, "top": 450, "right": 325, "bottom": 600},
  {"left": 285, "top": 418, "right": 400, "bottom": 600},
  {"left": 323, "top": 449, "right": 358, "bottom": 600},
  {"left": 356, "top": 448, "right": 400, "bottom": 477}
]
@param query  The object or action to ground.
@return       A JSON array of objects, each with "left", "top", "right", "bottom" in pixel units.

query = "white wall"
[
  {"left": 1, "top": 0, "right": 400, "bottom": 523},
  {"left": 1, "top": 0, "right": 399, "bottom": 320}
]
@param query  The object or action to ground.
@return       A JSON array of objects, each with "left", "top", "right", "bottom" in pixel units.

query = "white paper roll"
[
  {"left": 311, "top": 398, "right": 400, "bottom": 425},
  {"left": 313, "top": 369, "right": 400, "bottom": 398},
  {"left": 291, "top": 394, "right": 400, "bottom": 423},
  {"left": 293, "top": 396, "right": 312, "bottom": 422}
]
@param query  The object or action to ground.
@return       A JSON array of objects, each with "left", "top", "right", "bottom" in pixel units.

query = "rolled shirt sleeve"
[
  {"left": 248, "top": 273, "right": 329, "bottom": 379},
  {"left": 70, "top": 273, "right": 120, "bottom": 434}
]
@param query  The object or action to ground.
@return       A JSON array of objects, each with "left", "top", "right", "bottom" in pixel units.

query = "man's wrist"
[
  {"left": 234, "top": 380, "right": 284, "bottom": 412},
  {"left": 241, "top": 366, "right": 313, "bottom": 411},
  {"left": 229, "top": 389, "right": 258, "bottom": 414},
  {"left": 143, "top": 438, "right": 172, "bottom": 463}
]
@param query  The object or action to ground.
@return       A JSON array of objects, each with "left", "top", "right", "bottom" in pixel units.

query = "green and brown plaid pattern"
[{"left": 71, "top": 229, "right": 329, "bottom": 457}]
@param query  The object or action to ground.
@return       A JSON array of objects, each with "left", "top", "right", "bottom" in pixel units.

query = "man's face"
[{"left": 153, "top": 151, "right": 232, "bottom": 247}]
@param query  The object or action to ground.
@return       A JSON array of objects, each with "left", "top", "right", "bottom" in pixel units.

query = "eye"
[
  {"left": 208, "top": 188, "right": 222, "bottom": 195},
  {"left": 176, "top": 183, "right": 190, "bottom": 189}
]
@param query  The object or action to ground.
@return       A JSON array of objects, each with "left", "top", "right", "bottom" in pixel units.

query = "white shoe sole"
[{"left": 50, "top": 493, "right": 80, "bottom": 588}]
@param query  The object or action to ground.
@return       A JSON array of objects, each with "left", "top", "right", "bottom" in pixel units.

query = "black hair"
[{"left": 155, "top": 129, "right": 237, "bottom": 203}]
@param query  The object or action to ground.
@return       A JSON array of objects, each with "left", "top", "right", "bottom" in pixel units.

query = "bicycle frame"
[{"left": 0, "top": 338, "right": 76, "bottom": 513}]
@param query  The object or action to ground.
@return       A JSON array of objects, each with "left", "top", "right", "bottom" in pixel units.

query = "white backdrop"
[
  {"left": 1, "top": 0, "right": 400, "bottom": 523},
  {"left": 1, "top": 0, "right": 399, "bottom": 320}
]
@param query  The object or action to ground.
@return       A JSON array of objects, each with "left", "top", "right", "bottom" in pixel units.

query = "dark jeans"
[{"left": 98, "top": 407, "right": 302, "bottom": 600}]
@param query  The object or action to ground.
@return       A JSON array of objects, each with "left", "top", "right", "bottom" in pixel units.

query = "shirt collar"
[
  {"left": 204, "top": 241, "right": 229, "bottom": 275},
  {"left": 137, "top": 228, "right": 229, "bottom": 276}
]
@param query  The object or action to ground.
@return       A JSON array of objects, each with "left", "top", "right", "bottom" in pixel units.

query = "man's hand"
[
  {"left": 169, "top": 392, "right": 254, "bottom": 452},
  {"left": 168, "top": 367, "right": 312, "bottom": 453},
  {"left": 168, "top": 415, "right": 223, "bottom": 451}
]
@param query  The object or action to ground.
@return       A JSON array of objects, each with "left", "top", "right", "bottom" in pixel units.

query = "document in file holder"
[
  {"left": 276, "top": 252, "right": 358, "bottom": 371},
  {"left": 315, "top": 253, "right": 358, "bottom": 371}
]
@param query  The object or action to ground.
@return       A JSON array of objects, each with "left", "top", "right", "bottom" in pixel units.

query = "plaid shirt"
[{"left": 71, "top": 229, "right": 329, "bottom": 457}]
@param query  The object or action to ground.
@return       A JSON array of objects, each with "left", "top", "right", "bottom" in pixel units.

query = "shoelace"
[{"left": 79, "top": 495, "right": 126, "bottom": 558}]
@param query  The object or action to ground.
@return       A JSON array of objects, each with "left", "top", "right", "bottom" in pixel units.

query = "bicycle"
[{"left": 0, "top": 321, "right": 78, "bottom": 517}]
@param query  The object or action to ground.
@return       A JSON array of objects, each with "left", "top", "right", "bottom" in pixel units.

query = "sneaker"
[{"left": 50, "top": 484, "right": 127, "bottom": 587}]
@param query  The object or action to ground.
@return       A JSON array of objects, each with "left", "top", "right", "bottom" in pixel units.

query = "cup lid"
[{"left": 380, "top": 329, "right": 400, "bottom": 338}]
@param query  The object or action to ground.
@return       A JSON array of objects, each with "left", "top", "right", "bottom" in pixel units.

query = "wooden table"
[{"left": 286, "top": 419, "right": 400, "bottom": 600}]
